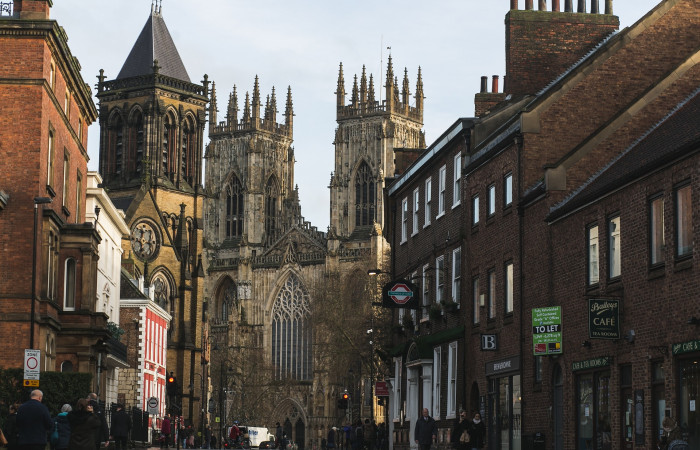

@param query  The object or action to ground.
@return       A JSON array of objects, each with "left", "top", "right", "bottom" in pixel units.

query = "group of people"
[
  {"left": 325, "top": 419, "right": 383, "bottom": 450},
  {"left": 414, "top": 408, "right": 485, "bottom": 450},
  {"left": 0, "top": 389, "right": 131, "bottom": 450}
]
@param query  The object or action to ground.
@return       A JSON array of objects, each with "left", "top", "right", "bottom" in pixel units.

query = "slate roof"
[
  {"left": 548, "top": 88, "right": 700, "bottom": 222},
  {"left": 117, "top": 10, "right": 190, "bottom": 82}
]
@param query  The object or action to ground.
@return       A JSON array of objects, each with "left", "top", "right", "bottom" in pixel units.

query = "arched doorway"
[
  {"left": 553, "top": 364, "right": 564, "bottom": 450},
  {"left": 295, "top": 418, "right": 306, "bottom": 450}
]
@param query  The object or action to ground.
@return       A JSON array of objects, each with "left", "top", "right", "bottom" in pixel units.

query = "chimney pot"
[
  {"left": 578, "top": 0, "right": 586, "bottom": 12},
  {"left": 480, "top": 76, "right": 488, "bottom": 93},
  {"left": 492, "top": 75, "right": 500, "bottom": 94},
  {"left": 510, "top": 0, "right": 518, "bottom": 9},
  {"left": 553, "top": 0, "right": 560, "bottom": 11},
  {"left": 525, "top": 0, "right": 533, "bottom": 10},
  {"left": 539, "top": 0, "right": 546, "bottom": 10},
  {"left": 591, "top": 0, "right": 599, "bottom": 13},
  {"left": 565, "top": 0, "right": 573, "bottom": 12}
]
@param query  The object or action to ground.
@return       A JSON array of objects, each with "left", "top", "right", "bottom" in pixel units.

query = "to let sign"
[
  {"left": 588, "top": 298, "right": 620, "bottom": 339},
  {"left": 532, "top": 306, "right": 562, "bottom": 355}
]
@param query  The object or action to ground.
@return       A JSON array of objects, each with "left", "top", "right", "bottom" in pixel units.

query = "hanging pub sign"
[
  {"left": 382, "top": 279, "right": 419, "bottom": 309},
  {"left": 588, "top": 298, "right": 620, "bottom": 339}
]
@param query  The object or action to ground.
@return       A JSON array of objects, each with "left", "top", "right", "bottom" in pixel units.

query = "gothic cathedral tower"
[
  {"left": 96, "top": 4, "right": 209, "bottom": 426},
  {"left": 329, "top": 57, "right": 425, "bottom": 241}
]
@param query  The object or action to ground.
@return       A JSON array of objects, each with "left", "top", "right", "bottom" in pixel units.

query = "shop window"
[
  {"left": 490, "top": 374, "right": 522, "bottom": 450},
  {"left": 577, "top": 370, "right": 611, "bottom": 450},
  {"left": 679, "top": 358, "right": 699, "bottom": 449}
]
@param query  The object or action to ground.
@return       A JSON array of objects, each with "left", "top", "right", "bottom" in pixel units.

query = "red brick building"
[{"left": 0, "top": 0, "right": 105, "bottom": 378}]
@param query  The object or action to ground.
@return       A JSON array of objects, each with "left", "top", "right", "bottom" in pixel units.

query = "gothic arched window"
[
  {"left": 181, "top": 117, "right": 195, "bottom": 184},
  {"left": 128, "top": 110, "right": 144, "bottom": 179},
  {"left": 218, "top": 279, "right": 237, "bottom": 321},
  {"left": 152, "top": 271, "right": 173, "bottom": 315},
  {"left": 265, "top": 177, "right": 280, "bottom": 246},
  {"left": 108, "top": 115, "right": 124, "bottom": 180},
  {"left": 226, "top": 176, "right": 244, "bottom": 238},
  {"left": 162, "top": 114, "right": 176, "bottom": 180},
  {"left": 271, "top": 274, "right": 311, "bottom": 381},
  {"left": 355, "top": 161, "right": 375, "bottom": 227}
]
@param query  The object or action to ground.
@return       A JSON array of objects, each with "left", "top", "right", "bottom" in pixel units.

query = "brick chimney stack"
[
  {"left": 504, "top": 0, "right": 619, "bottom": 95},
  {"left": 13, "top": 0, "right": 51, "bottom": 20}
]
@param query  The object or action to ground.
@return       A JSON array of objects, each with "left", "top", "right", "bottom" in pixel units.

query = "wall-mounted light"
[
  {"left": 624, "top": 329, "right": 635, "bottom": 343},
  {"left": 367, "top": 269, "right": 389, "bottom": 276},
  {"left": 582, "top": 340, "right": 592, "bottom": 348}
]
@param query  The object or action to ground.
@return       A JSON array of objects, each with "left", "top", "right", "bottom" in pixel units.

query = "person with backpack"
[{"left": 52, "top": 404, "right": 72, "bottom": 450}]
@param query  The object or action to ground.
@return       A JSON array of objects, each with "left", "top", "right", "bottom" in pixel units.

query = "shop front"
[
  {"left": 573, "top": 357, "right": 612, "bottom": 450},
  {"left": 672, "top": 339, "right": 700, "bottom": 449},
  {"left": 486, "top": 355, "right": 521, "bottom": 450}
]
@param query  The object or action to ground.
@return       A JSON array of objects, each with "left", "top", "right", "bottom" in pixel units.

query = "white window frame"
[
  {"left": 447, "top": 341, "right": 457, "bottom": 418},
  {"left": 424, "top": 178, "right": 432, "bottom": 227},
  {"left": 453, "top": 153, "right": 461, "bottom": 207},
  {"left": 412, "top": 188, "right": 420, "bottom": 236},
  {"left": 472, "top": 195, "right": 479, "bottom": 225},
  {"left": 488, "top": 184, "right": 496, "bottom": 216},
  {"left": 588, "top": 225, "right": 599, "bottom": 285},
  {"left": 433, "top": 347, "right": 441, "bottom": 418},
  {"left": 436, "top": 256, "right": 445, "bottom": 305},
  {"left": 472, "top": 276, "right": 480, "bottom": 324},
  {"left": 505, "top": 262, "right": 514, "bottom": 314},
  {"left": 401, "top": 197, "right": 408, "bottom": 243},
  {"left": 422, "top": 265, "right": 430, "bottom": 320},
  {"left": 393, "top": 357, "right": 402, "bottom": 421},
  {"left": 438, "top": 165, "right": 446, "bottom": 217},
  {"left": 62, "top": 152, "right": 69, "bottom": 207},
  {"left": 609, "top": 216, "right": 621, "bottom": 278},
  {"left": 452, "top": 248, "right": 461, "bottom": 305},
  {"left": 504, "top": 173, "right": 513, "bottom": 207}
]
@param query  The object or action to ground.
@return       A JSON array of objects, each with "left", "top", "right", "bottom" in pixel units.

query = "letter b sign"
[{"left": 481, "top": 334, "right": 498, "bottom": 351}]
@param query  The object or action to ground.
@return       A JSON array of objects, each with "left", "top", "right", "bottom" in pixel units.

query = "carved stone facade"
[{"left": 204, "top": 59, "right": 424, "bottom": 448}]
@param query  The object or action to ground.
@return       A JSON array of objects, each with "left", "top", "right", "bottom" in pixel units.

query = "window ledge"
[
  {"left": 452, "top": 201, "right": 461, "bottom": 210},
  {"left": 503, "top": 314, "right": 514, "bottom": 325},
  {"left": 423, "top": 222, "right": 431, "bottom": 229},
  {"left": 503, "top": 205, "right": 513, "bottom": 216},
  {"left": 400, "top": 239, "right": 407, "bottom": 245},
  {"left": 647, "top": 265, "right": 665, "bottom": 280},
  {"left": 411, "top": 231, "right": 419, "bottom": 238},
  {"left": 673, "top": 258, "right": 692, "bottom": 272},
  {"left": 606, "top": 279, "right": 623, "bottom": 293},
  {"left": 436, "top": 212, "right": 446, "bottom": 220},
  {"left": 62, "top": 206, "right": 71, "bottom": 217}
]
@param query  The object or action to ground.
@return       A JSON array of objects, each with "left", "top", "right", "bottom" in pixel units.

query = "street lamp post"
[{"left": 30, "top": 197, "right": 52, "bottom": 350}]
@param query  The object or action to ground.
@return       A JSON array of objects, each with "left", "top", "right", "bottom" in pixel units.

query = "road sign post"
[{"left": 24, "top": 349, "right": 40, "bottom": 387}]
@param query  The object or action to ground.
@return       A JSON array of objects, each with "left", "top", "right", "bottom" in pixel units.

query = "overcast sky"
[{"left": 51, "top": 0, "right": 661, "bottom": 231}]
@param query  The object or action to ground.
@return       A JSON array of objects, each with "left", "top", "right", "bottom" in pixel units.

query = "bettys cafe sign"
[
  {"left": 588, "top": 298, "right": 620, "bottom": 339},
  {"left": 382, "top": 279, "right": 419, "bottom": 309}
]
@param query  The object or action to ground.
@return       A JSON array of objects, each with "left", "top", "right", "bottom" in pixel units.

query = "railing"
[
  {"left": 100, "top": 73, "right": 205, "bottom": 96},
  {"left": 210, "top": 118, "right": 291, "bottom": 137}
]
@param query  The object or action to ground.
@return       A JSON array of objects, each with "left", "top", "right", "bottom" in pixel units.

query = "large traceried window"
[
  {"left": 109, "top": 115, "right": 124, "bottom": 179},
  {"left": 218, "top": 279, "right": 237, "bottom": 322},
  {"left": 181, "top": 117, "right": 196, "bottom": 184},
  {"left": 355, "top": 162, "right": 376, "bottom": 227},
  {"left": 272, "top": 274, "right": 311, "bottom": 381},
  {"left": 226, "top": 176, "right": 244, "bottom": 238},
  {"left": 265, "top": 177, "right": 280, "bottom": 246}
]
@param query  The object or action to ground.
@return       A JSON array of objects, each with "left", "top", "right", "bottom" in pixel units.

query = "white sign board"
[
  {"left": 24, "top": 349, "right": 40, "bottom": 380},
  {"left": 147, "top": 396, "right": 159, "bottom": 415}
]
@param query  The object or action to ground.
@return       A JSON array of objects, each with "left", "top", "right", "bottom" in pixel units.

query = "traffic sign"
[
  {"left": 23, "top": 379, "right": 39, "bottom": 387},
  {"left": 24, "top": 349, "right": 40, "bottom": 380},
  {"left": 381, "top": 279, "right": 419, "bottom": 309},
  {"left": 147, "top": 396, "right": 159, "bottom": 414}
]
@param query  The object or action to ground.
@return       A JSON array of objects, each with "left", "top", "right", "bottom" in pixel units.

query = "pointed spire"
[
  {"left": 209, "top": 81, "right": 218, "bottom": 126},
  {"left": 360, "top": 65, "right": 368, "bottom": 111},
  {"left": 402, "top": 68, "right": 411, "bottom": 112},
  {"left": 385, "top": 56, "right": 395, "bottom": 112},
  {"left": 351, "top": 74, "right": 359, "bottom": 108},
  {"left": 227, "top": 85, "right": 238, "bottom": 125},
  {"left": 394, "top": 76, "right": 400, "bottom": 108},
  {"left": 415, "top": 66, "right": 424, "bottom": 115},
  {"left": 252, "top": 75, "right": 261, "bottom": 125},
  {"left": 336, "top": 62, "right": 346, "bottom": 109},
  {"left": 269, "top": 87, "right": 277, "bottom": 124},
  {"left": 243, "top": 91, "right": 251, "bottom": 125},
  {"left": 368, "top": 74, "right": 376, "bottom": 107},
  {"left": 264, "top": 94, "right": 271, "bottom": 121},
  {"left": 285, "top": 86, "right": 294, "bottom": 134}
]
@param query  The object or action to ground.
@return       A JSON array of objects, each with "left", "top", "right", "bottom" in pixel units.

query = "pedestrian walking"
[
  {"left": 161, "top": 415, "right": 172, "bottom": 449},
  {"left": 327, "top": 426, "right": 337, "bottom": 449},
  {"left": 450, "top": 411, "right": 469, "bottom": 450},
  {"left": 110, "top": 404, "right": 131, "bottom": 450},
  {"left": 52, "top": 404, "right": 72, "bottom": 450},
  {"left": 87, "top": 393, "right": 109, "bottom": 450},
  {"left": 67, "top": 399, "right": 101, "bottom": 450},
  {"left": 276, "top": 422, "right": 284, "bottom": 448},
  {"left": 468, "top": 412, "right": 485, "bottom": 450},
  {"left": 16, "top": 389, "right": 52, "bottom": 450},
  {"left": 414, "top": 408, "right": 437, "bottom": 450},
  {"left": 2, "top": 403, "right": 20, "bottom": 450}
]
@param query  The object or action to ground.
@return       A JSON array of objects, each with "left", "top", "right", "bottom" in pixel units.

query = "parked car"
[{"left": 258, "top": 440, "right": 275, "bottom": 449}]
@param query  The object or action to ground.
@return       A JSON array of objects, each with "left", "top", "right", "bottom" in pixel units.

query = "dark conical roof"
[{"left": 117, "top": 8, "right": 191, "bottom": 82}]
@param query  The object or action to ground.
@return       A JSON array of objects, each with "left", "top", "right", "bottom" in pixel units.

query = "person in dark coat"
[
  {"left": 414, "top": 408, "right": 437, "bottom": 450},
  {"left": 67, "top": 399, "right": 101, "bottom": 450},
  {"left": 53, "top": 404, "right": 72, "bottom": 450},
  {"left": 110, "top": 404, "right": 131, "bottom": 450},
  {"left": 3, "top": 403, "right": 20, "bottom": 450},
  {"left": 87, "top": 393, "right": 109, "bottom": 450},
  {"left": 450, "top": 411, "right": 470, "bottom": 450},
  {"left": 160, "top": 415, "right": 171, "bottom": 449},
  {"left": 16, "top": 389, "right": 53, "bottom": 450},
  {"left": 468, "top": 412, "right": 486, "bottom": 450},
  {"left": 327, "top": 427, "right": 337, "bottom": 449}
]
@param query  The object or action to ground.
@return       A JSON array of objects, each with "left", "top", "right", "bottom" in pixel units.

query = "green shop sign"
[
  {"left": 532, "top": 306, "right": 562, "bottom": 355},
  {"left": 572, "top": 356, "right": 611, "bottom": 372},
  {"left": 588, "top": 298, "right": 620, "bottom": 339},
  {"left": 672, "top": 340, "right": 700, "bottom": 355}
]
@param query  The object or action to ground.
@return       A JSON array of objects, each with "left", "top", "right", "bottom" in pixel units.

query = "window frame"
[
  {"left": 63, "top": 257, "right": 76, "bottom": 310},
  {"left": 412, "top": 188, "right": 420, "bottom": 236},
  {"left": 675, "top": 183, "right": 692, "bottom": 259},
  {"left": 504, "top": 172, "right": 513, "bottom": 207},
  {"left": 62, "top": 150, "right": 70, "bottom": 207},
  {"left": 438, "top": 165, "right": 446, "bottom": 217},
  {"left": 587, "top": 224, "right": 600, "bottom": 286},
  {"left": 453, "top": 153, "right": 462, "bottom": 207},
  {"left": 401, "top": 197, "right": 408, "bottom": 243},
  {"left": 393, "top": 357, "right": 402, "bottom": 421},
  {"left": 47, "top": 126, "right": 55, "bottom": 189},
  {"left": 452, "top": 248, "right": 461, "bottom": 305},
  {"left": 608, "top": 215, "right": 621, "bottom": 279},
  {"left": 447, "top": 341, "right": 458, "bottom": 418},
  {"left": 422, "top": 265, "right": 430, "bottom": 320},
  {"left": 649, "top": 194, "right": 664, "bottom": 266},
  {"left": 75, "top": 171, "right": 82, "bottom": 222},
  {"left": 487, "top": 268, "right": 496, "bottom": 320},
  {"left": 488, "top": 184, "right": 496, "bottom": 216},
  {"left": 436, "top": 256, "right": 445, "bottom": 306},
  {"left": 433, "top": 347, "right": 441, "bottom": 418},
  {"left": 472, "top": 276, "right": 480, "bottom": 325},
  {"left": 505, "top": 261, "right": 514, "bottom": 314},
  {"left": 424, "top": 177, "right": 432, "bottom": 227},
  {"left": 472, "top": 195, "right": 480, "bottom": 226}
]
